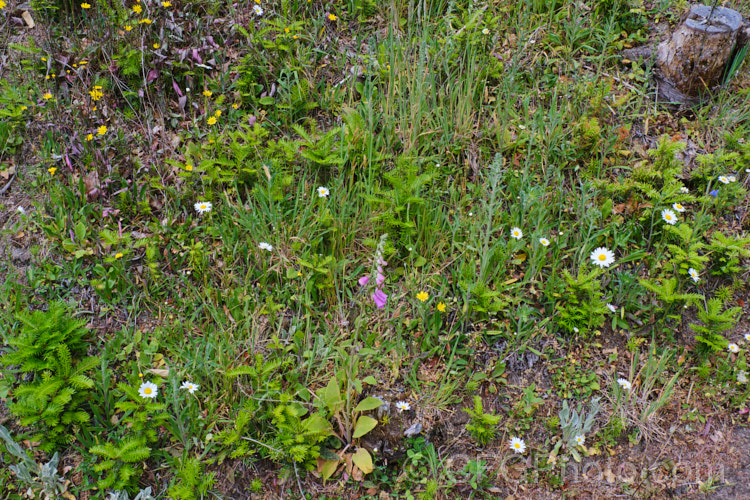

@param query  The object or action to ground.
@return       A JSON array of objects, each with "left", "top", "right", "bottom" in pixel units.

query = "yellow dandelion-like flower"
[
  {"left": 416, "top": 291, "right": 429, "bottom": 302},
  {"left": 328, "top": 13, "right": 337, "bottom": 21},
  {"left": 437, "top": 302, "right": 446, "bottom": 312},
  {"left": 132, "top": 4, "right": 142, "bottom": 14},
  {"left": 185, "top": 164, "right": 193, "bottom": 171},
  {"left": 162, "top": 0, "right": 171, "bottom": 6},
  {"left": 89, "top": 86, "right": 103, "bottom": 101},
  {"left": 85, "top": 133, "right": 93, "bottom": 141},
  {"left": 153, "top": 43, "right": 159, "bottom": 49},
  {"left": 207, "top": 116, "right": 217, "bottom": 125},
  {"left": 138, "top": 18, "right": 152, "bottom": 24},
  {"left": 48, "top": 167, "right": 57, "bottom": 175},
  {"left": 43, "top": 92, "right": 53, "bottom": 100},
  {"left": 81, "top": 2, "right": 91, "bottom": 8},
  {"left": 202, "top": 89, "right": 212, "bottom": 97},
  {"left": 214, "top": 110, "right": 221, "bottom": 117},
  {"left": 125, "top": 25, "right": 132, "bottom": 31},
  {"left": 232, "top": 103, "right": 239, "bottom": 109},
  {"left": 115, "top": 252, "right": 123, "bottom": 259},
  {"left": 97, "top": 125, "right": 107, "bottom": 136},
  {"left": 0, "top": 0, "right": 6, "bottom": 8}
]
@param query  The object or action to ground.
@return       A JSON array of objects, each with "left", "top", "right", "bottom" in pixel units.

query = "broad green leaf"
[
  {"left": 286, "top": 268, "right": 300, "bottom": 279},
  {"left": 324, "top": 377, "right": 342, "bottom": 413},
  {"left": 354, "top": 397, "right": 383, "bottom": 413},
  {"left": 352, "top": 416, "right": 378, "bottom": 438},
  {"left": 319, "top": 459, "right": 339, "bottom": 481},
  {"left": 352, "top": 448, "right": 373, "bottom": 474},
  {"left": 362, "top": 375, "right": 377, "bottom": 385}
]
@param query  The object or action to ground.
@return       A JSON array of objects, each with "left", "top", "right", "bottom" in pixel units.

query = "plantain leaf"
[
  {"left": 352, "top": 447, "right": 373, "bottom": 474},
  {"left": 354, "top": 397, "right": 383, "bottom": 413},
  {"left": 352, "top": 416, "right": 378, "bottom": 438}
]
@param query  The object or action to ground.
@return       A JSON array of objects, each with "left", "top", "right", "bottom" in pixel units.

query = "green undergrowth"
[{"left": 1, "top": 0, "right": 749, "bottom": 498}]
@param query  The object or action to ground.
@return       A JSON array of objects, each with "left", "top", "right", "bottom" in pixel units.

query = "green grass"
[{"left": 1, "top": 0, "right": 749, "bottom": 498}]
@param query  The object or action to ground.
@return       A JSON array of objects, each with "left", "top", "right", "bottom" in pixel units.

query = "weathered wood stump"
[{"left": 656, "top": 4, "right": 744, "bottom": 102}]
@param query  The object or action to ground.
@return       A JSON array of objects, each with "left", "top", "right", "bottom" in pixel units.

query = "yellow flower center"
[
  {"left": 144, "top": 388, "right": 152, "bottom": 394},
  {"left": 598, "top": 254, "right": 606, "bottom": 261}
]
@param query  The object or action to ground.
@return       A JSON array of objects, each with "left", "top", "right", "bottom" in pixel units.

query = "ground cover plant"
[{"left": 1, "top": 0, "right": 750, "bottom": 498}]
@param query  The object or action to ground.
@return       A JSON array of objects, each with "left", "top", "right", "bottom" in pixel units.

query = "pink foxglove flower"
[
  {"left": 372, "top": 289, "right": 388, "bottom": 309},
  {"left": 359, "top": 276, "right": 370, "bottom": 286}
]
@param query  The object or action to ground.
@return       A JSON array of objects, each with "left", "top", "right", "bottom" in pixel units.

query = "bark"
[{"left": 656, "top": 4, "right": 743, "bottom": 99}]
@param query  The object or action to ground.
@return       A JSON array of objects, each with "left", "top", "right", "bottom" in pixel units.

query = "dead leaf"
[
  {"left": 21, "top": 10, "right": 35, "bottom": 28},
  {"left": 147, "top": 368, "right": 169, "bottom": 378},
  {"left": 604, "top": 468, "right": 616, "bottom": 483},
  {"left": 0, "top": 165, "right": 15, "bottom": 179}
]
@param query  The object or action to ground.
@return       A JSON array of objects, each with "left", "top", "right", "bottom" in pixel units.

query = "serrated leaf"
[
  {"left": 352, "top": 448, "right": 373, "bottom": 474},
  {"left": 352, "top": 416, "right": 378, "bottom": 438},
  {"left": 354, "top": 397, "right": 383, "bottom": 413}
]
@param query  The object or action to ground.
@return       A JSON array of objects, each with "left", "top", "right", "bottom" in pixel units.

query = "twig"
[
  {"left": 293, "top": 462, "right": 304, "bottom": 499},
  {"left": 0, "top": 172, "right": 16, "bottom": 195},
  {"left": 240, "top": 436, "right": 282, "bottom": 454}
]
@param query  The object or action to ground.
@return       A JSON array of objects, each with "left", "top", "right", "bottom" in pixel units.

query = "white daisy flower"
[
  {"left": 728, "top": 175, "right": 737, "bottom": 183},
  {"left": 539, "top": 237, "right": 550, "bottom": 247},
  {"left": 317, "top": 186, "right": 330, "bottom": 198},
  {"left": 718, "top": 175, "right": 730, "bottom": 184},
  {"left": 510, "top": 227, "right": 523, "bottom": 240},
  {"left": 259, "top": 242, "right": 273, "bottom": 251},
  {"left": 395, "top": 401, "right": 411, "bottom": 412},
  {"left": 253, "top": 4, "right": 263, "bottom": 16},
  {"left": 138, "top": 381, "right": 158, "bottom": 399},
  {"left": 590, "top": 247, "right": 615, "bottom": 268},
  {"left": 482, "top": 28, "right": 490, "bottom": 35},
  {"left": 607, "top": 303, "right": 617, "bottom": 313},
  {"left": 661, "top": 208, "right": 677, "bottom": 225},
  {"left": 194, "top": 201, "right": 212, "bottom": 214},
  {"left": 617, "top": 378, "right": 631, "bottom": 391},
  {"left": 180, "top": 381, "right": 199, "bottom": 394},
  {"left": 509, "top": 437, "right": 526, "bottom": 454},
  {"left": 574, "top": 434, "right": 585, "bottom": 446},
  {"left": 728, "top": 343, "right": 740, "bottom": 353},
  {"left": 672, "top": 203, "right": 685, "bottom": 213},
  {"left": 688, "top": 268, "right": 699, "bottom": 283},
  {"left": 744, "top": 333, "right": 750, "bottom": 342},
  {"left": 573, "top": 327, "right": 579, "bottom": 333},
  {"left": 680, "top": 187, "right": 689, "bottom": 193}
]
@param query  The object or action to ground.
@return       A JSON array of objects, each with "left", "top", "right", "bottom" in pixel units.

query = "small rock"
[
  {"left": 10, "top": 247, "right": 32, "bottom": 265},
  {"left": 403, "top": 422, "right": 422, "bottom": 438}
]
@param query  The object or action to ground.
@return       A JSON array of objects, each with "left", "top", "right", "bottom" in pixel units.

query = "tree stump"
[{"left": 656, "top": 4, "right": 744, "bottom": 102}]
